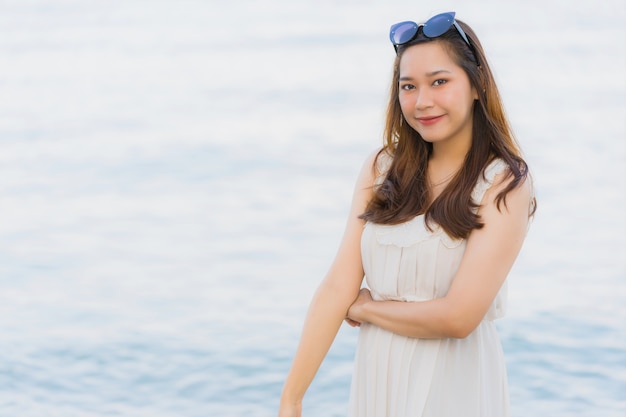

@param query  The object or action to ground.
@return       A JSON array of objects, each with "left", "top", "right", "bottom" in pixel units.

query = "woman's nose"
[{"left": 415, "top": 89, "right": 434, "bottom": 110}]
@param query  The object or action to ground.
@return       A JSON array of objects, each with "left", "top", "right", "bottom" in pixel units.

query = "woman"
[{"left": 278, "top": 11, "right": 536, "bottom": 417}]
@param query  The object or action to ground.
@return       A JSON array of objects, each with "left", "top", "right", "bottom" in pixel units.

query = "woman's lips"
[{"left": 416, "top": 115, "right": 444, "bottom": 126}]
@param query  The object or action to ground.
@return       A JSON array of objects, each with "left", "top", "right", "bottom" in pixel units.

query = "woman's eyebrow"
[
  {"left": 399, "top": 69, "right": 453, "bottom": 81},
  {"left": 426, "top": 69, "right": 452, "bottom": 77}
]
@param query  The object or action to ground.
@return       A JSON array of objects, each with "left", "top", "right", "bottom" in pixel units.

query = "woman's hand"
[{"left": 345, "top": 288, "right": 373, "bottom": 327}]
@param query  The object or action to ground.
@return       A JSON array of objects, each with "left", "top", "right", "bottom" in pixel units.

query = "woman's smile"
[{"left": 416, "top": 114, "right": 445, "bottom": 126}]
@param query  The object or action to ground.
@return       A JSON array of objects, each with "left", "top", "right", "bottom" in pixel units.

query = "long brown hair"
[{"left": 360, "top": 19, "right": 536, "bottom": 239}]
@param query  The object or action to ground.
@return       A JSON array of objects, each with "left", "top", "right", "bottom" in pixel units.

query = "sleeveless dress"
[{"left": 348, "top": 155, "right": 511, "bottom": 417}]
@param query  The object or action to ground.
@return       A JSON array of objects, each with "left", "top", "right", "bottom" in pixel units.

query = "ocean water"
[{"left": 0, "top": 1, "right": 624, "bottom": 416}]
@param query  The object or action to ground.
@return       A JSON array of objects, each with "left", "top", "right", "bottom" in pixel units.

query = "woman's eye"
[
  {"left": 400, "top": 84, "right": 415, "bottom": 90},
  {"left": 433, "top": 79, "right": 448, "bottom": 86}
]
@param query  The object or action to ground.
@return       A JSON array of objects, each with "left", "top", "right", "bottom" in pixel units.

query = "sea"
[{"left": 0, "top": 0, "right": 624, "bottom": 416}]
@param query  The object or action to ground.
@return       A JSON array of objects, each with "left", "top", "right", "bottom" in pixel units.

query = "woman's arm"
[
  {"left": 278, "top": 150, "right": 378, "bottom": 416},
  {"left": 346, "top": 173, "right": 533, "bottom": 339}
]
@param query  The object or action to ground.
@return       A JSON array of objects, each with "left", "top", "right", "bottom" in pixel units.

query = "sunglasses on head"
[{"left": 389, "top": 11, "right": 471, "bottom": 53}]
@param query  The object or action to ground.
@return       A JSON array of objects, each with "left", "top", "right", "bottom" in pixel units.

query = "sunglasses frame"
[{"left": 389, "top": 12, "right": 472, "bottom": 54}]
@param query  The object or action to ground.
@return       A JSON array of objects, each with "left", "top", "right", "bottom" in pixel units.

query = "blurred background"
[{"left": 0, "top": 0, "right": 624, "bottom": 416}]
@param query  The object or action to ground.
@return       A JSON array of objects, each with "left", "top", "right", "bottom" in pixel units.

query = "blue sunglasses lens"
[
  {"left": 390, "top": 21, "right": 418, "bottom": 45},
  {"left": 422, "top": 12, "right": 455, "bottom": 38}
]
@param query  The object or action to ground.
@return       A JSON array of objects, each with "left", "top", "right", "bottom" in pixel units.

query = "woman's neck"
[
  {"left": 429, "top": 146, "right": 468, "bottom": 175},
  {"left": 427, "top": 141, "right": 470, "bottom": 196},
  {"left": 430, "top": 134, "right": 470, "bottom": 164}
]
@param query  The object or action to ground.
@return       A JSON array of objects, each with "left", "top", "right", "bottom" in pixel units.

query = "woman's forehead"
[{"left": 399, "top": 42, "right": 459, "bottom": 75}]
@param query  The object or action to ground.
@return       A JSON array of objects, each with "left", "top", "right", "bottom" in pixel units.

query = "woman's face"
[{"left": 398, "top": 42, "right": 478, "bottom": 148}]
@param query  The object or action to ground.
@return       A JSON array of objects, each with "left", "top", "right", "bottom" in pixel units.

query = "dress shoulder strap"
[{"left": 471, "top": 158, "right": 509, "bottom": 206}]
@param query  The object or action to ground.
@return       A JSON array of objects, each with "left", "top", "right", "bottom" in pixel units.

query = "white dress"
[{"left": 348, "top": 156, "right": 511, "bottom": 417}]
